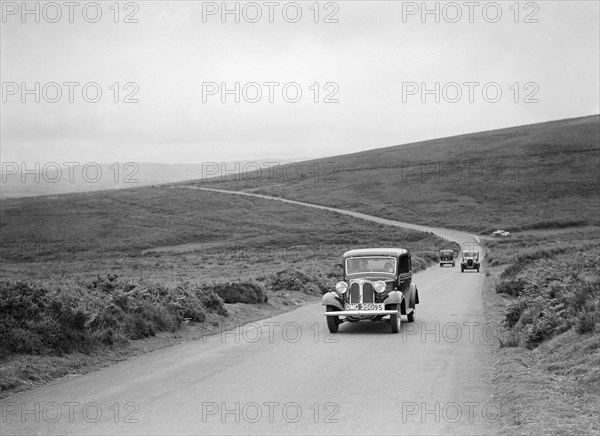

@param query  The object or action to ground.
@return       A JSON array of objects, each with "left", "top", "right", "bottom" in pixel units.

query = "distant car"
[
  {"left": 439, "top": 249, "right": 455, "bottom": 267},
  {"left": 321, "top": 248, "right": 419, "bottom": 334},
  {"left": 492, "top": 230, "right": 511, "bottom": 238},
  {"left": 461, "top": 251, "right": 480, "bottom": 273}
]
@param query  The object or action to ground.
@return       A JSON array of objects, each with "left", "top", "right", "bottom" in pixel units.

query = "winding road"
[{"left": 1, "top": 188, "right": 496, "bottom": 435}]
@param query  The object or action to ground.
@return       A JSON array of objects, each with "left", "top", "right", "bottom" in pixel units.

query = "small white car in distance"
[{"left": 492, "top": 230, "right": 511, "bottom": 238}]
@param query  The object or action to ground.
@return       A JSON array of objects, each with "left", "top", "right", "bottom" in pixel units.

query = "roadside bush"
[
  {"left": 206, "top": 280, "right": 268, "bottom": 304},
  {"left": 500, "top": 247, "right": 567, "bottom": 280},
  {"left": 412, "top": 252, "right": 439, "bottom": 271},
  {"left": 573, "top": 278, "right": 600, "bottom": 334},
  {"left": 495, "top": 247, "right": 600, "bottom": 348},
  {"left": 268, "top": 268, "right": 330, "bottom": 295},
  {"left": 496, "top": 277, "right": 529, "bottom": 297},
  {"left": 0, "top": 276, "right": 230, "bottom": 359},
  {"left": 505, "top": 300, "right": 526, "bottom": 328},
  {"left": 196, "top": 288, "right": 229, "bottom": 316}
]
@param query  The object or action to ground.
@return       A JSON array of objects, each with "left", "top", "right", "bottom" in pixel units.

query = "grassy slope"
[
  {"left": 0, "top": 186, "right": 449, "bottom": 283},
  {"left": 191, "top": 115, "right": 600, "bottom": 233}
]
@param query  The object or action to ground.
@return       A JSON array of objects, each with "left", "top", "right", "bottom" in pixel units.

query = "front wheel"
[
  {"left": 407, "top": 310, "right": 415, "bottom": 322},
  {"left": 326, "top": 306, "right": 340, "bottom": 333},
  {"left": 389, "top": 304, "right": 400, "bottom": 333}
]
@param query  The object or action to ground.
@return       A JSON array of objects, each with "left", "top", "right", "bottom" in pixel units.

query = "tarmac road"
[{"left": 1, "top": 188, "right": 497, "bottom": 435}]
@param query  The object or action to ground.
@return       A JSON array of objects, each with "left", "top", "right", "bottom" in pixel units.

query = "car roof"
[{"left": 343, "top": 248, "right": 409, "bottom": 258}]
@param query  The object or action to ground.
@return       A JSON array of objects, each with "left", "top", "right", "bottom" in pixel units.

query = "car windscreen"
[
  {"left": 346, "top": 256, "right": 396, "bottom": 275},
  {"left": 440, "top": 250, "right": 453, "bottom": 256}
]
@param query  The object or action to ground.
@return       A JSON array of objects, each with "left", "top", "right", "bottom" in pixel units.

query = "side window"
[{"left": 399, "top": 255, "right": 410, "bottom": 273}]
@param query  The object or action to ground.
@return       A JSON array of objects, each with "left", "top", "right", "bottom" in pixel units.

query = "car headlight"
[
  {"left": 373, "top": 281, "right": 386, "bottom": 294},
  {"left": 335, "top": 281, "right": 348, "bottom": 294}
]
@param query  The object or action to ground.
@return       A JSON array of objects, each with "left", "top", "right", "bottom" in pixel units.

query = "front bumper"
[
  {"left": 462, "top": 263, "right": 479, "bottom": 269},
  {"left": 324, "top": 309, "right": 398, "bottom": 317}
]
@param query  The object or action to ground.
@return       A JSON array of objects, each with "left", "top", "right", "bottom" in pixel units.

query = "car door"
[{"left": 398, "top": 254, "right": 411, "bottom": 293}]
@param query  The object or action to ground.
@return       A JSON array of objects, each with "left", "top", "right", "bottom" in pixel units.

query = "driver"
[
  {"left": 358, "top": 258, "right": 369, "bottom": 272},
  {"left": 383, "top": 261, "right": 394, "bottom": 273}
]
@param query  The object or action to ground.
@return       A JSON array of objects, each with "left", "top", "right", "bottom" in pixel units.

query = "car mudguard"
[
  {"left": 321, "top": 292, "right": 344, "bottom": 311},
  {"left": 405, "top": 283, "right": 417, "bottom": 308},
  {"left": 383, "top": 290, "right": 403, "bottom": 306}
]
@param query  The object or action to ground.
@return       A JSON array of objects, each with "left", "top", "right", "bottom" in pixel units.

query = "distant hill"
[
  {"left": 186, "top": 115, "right": 600, "bottom": 233},
  {"left": 0, "top": 160, "right": 300, "bottom": 199}
]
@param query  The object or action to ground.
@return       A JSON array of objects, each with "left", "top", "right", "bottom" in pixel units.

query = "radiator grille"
[
  {"left": 362, "top": 283, "right": 374, "bottom": 303},
  {"left": 349, "top": 282, "right": 360, "bottom": 303}
]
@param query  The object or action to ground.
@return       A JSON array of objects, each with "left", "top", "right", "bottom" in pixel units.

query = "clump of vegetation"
[
  {"left": 205, "top": 280, "right": 268, "bottom": 304},
  {"left": 500, "top": 247, "right": 568, "bottom": 279},
  {"left": 495, "top": 277, "right": 529, "bottom": 297},
  {"left": 495, "top": 247, "right": 600, "bottom": 348},
  {"left": 0, "top": 275, "right": 228, "bottom": 358},
  {"left": 412, "top": 251, "right": 441, "bottom": 271},
  {"left": 268, "top": 268, "right": 331, "bottom": 295}
]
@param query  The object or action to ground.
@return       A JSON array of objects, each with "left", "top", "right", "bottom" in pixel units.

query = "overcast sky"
[{"left": 1, "top": 1, "right": 599, "bottom": 165}]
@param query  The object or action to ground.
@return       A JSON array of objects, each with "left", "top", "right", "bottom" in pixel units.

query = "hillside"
[
  {"left": 188, "top": 115, "right": 600, "bottom": 233},
  {"left": 0, "top": 186, "right": 447, "bottom": 284}
]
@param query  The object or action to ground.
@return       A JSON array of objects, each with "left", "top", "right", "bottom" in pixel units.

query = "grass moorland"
[
  {"left": 190, "top": 115, "right": 600, "bottom": 233},
  {"left": 0, "top": 186, "right": 453, "bottom": 396}
]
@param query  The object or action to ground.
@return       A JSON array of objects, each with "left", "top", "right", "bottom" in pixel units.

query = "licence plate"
[{"left": 345, "top": 303, "right": 384, "bottom": 311}]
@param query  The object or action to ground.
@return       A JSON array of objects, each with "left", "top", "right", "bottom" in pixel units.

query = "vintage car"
[
  {"left": 461, "top": 251, "right": 480, "bottom": 273},
  {"left": 322, "top": 248, "right": 419, "bottom": 334},
  {"left": 492, "top": 230, "right": 511, "bottom": 238},
  {"left": 439, "top": 249, "right": 455, "bottom": 267}
]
